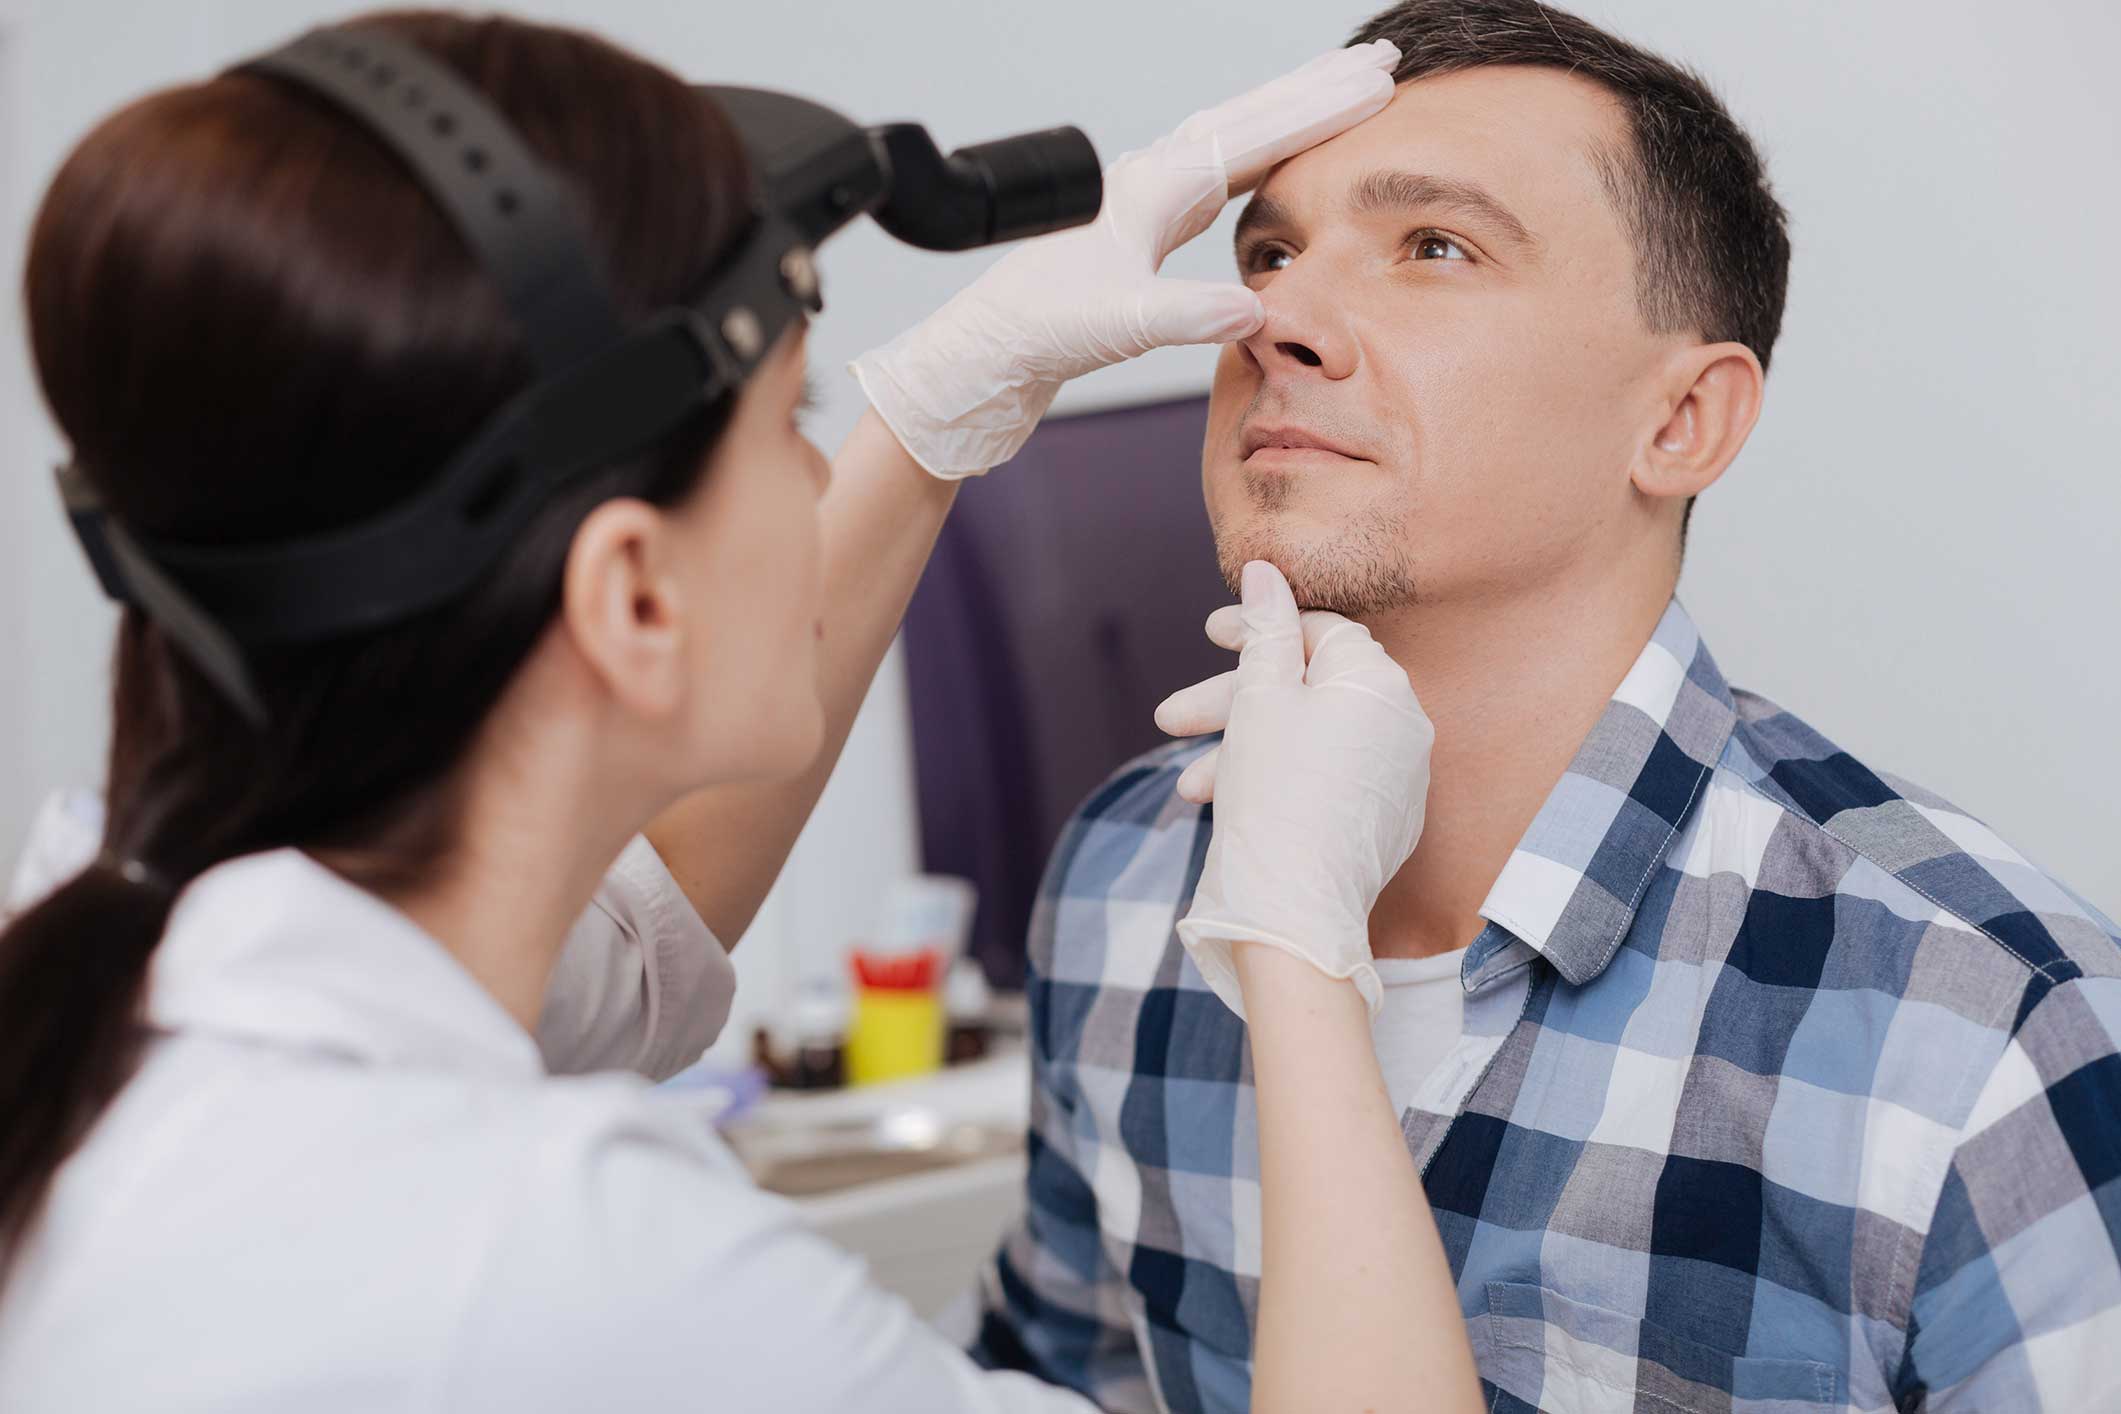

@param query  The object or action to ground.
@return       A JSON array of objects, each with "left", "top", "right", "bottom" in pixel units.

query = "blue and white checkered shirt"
[{"left": 971, "top": 600, "right": 2121, "bottom": 1413}]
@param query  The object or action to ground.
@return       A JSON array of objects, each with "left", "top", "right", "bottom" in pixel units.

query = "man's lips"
[{"left": 1240, "top": 423, "right": 1367, "bottom": 461}]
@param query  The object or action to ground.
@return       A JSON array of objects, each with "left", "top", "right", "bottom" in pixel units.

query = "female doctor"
[{"left": 0, "top": 12, "right": 1482, "bottom": 1412}]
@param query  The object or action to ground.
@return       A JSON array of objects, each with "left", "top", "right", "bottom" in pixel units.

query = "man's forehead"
[{"left": 1246, "top": 64, "right": 1627, "bottom": 227}]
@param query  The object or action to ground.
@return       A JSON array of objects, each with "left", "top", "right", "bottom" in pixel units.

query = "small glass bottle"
[
  {"left": 785, "top": 984, "right": 848, "bottom": 1091},
  {"left": 945, "top": 957, "right": 993, "bottom": 1065}
]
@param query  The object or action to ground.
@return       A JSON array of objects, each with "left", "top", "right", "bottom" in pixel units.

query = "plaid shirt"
[{"left": 972, "top": 600, "right": 2121, "bottom": 1413}]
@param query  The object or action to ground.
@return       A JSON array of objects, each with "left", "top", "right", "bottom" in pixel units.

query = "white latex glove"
[
  {"left": 1166, "top": 562, "right": 1433, "bottom": 1021},
  {"left": 850, "top": 40, "right": 1401, "bottom": 478},
  {"left": 1154, "top": 602, "right": 1352, "bottom": 807}
]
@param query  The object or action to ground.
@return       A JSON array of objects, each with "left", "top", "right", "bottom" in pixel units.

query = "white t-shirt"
[{"left": 1370, "top": 947, "right": 1471, "bottom": 1118}]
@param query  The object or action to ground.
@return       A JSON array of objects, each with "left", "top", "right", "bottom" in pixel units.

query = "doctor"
[{"left": 0, "top": 13, "right": 1480, "bottom": 1412}]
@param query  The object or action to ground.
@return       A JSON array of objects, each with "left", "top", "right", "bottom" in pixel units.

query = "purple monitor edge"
[{"left": 901, "top": 394, "right": 1234, "bottom": 990}]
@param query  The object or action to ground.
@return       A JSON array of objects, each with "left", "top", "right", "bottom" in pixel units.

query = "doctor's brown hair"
[{"left": 0, "top": 12, "right": 755, "bottom": 1268}]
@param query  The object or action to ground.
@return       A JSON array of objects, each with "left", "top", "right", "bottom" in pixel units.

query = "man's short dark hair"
[{"left": 1350, "top": 0, "right": 1791, "bottom": 375}]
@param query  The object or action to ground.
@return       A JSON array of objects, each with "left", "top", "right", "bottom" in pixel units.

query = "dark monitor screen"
[{"left": 901, "top": 395, "right": 1235, "bottom": 988}]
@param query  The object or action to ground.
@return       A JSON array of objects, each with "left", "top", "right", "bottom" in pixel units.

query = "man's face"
[{"left": 1204, "top": 64, "right": 1674, "bottom": 614}]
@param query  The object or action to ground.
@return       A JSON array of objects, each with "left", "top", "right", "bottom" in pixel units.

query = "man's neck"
[{"left": 1361, "top": 567, "right": 1676, "bottom": 961}]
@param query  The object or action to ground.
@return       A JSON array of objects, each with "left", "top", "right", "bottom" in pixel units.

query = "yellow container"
[{"left": 846, "top": 986, "right": 945, "bottom": 1086}]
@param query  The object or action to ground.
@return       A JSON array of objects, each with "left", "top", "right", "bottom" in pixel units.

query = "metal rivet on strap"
[
  {"left": 721, "top": 308, "right": 764, "bottom": 362},
  {"left": 779, "top": 247, "right": 818, "bottom": 303}
]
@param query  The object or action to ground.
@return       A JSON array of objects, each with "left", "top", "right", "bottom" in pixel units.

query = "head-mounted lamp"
[{"left": 58, "top": 26, "right": 1102, "bottom": 723}]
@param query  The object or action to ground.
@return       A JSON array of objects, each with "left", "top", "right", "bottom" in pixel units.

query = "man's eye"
[
  {"left": 1412, "top": 231, "right": 1470, "bottom": 261},
  {"left": 1244, "top": 245, "right": 1293, "bottom": 275}
]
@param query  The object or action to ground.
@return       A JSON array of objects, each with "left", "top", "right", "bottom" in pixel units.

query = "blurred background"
[{"left": 3, "top": 0, "right": 2118, "bottom": 1313}]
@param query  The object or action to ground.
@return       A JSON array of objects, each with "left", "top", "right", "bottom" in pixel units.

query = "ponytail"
[{"left": 0, "top": 856, "right": 180, "bottom": 1264}]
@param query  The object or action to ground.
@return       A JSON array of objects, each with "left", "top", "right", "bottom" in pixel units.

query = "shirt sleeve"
[
  {"left": 443, "top": 1094, "right": 1101, "bottom": 1414},
  {"left": 533, "top": 835, "right": 737, "bottom": 1081},
  {"left": 1895, "top": 974, "right": 2121, "bottom": 1411},
  {"left": 969, "top": 834, "right": 1155, "bottom": 1411}
]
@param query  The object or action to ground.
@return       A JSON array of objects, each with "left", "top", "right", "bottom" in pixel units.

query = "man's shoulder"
[
  {"left": 1030, "top": 738, "right": 1215, "bottom": 970},
  {"left": 1046, "top": 736, "right": 1215, "bottom": 879},
  {"left": 1713, "top": 687, "right": 2120, "bottom": 982},
  {"left": 1066, "top": 735, "right": 1217, "bottom": 828}
]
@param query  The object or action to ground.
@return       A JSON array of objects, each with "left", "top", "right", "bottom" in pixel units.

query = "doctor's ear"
[
  {"left": 558, "top": 498, "right": 687, "bottom": 719},
  {"left": 1632, "top": 341, "right": 1764, "bottom": 504}
]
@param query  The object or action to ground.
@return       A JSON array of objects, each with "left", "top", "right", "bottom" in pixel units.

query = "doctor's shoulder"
[{"left": 415, "top": 1075, "right": 930, "bottom": 1407}]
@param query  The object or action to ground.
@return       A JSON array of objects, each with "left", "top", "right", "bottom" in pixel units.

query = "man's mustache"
[{"left": 1234, "top": 390, "right": 1381, "bottom": 464}]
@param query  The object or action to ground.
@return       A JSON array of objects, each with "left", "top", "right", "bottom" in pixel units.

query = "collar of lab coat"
[{"left": 147, "top": 848, "right": 545, "bottom": 1080}]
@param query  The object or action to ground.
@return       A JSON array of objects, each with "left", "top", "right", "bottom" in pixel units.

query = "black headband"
[
  {"left": 56, "top": 24, "right": 1098, "bottom": 725},
  {"left": 58, "top": 27, "right": 812, "bottom": 721}
]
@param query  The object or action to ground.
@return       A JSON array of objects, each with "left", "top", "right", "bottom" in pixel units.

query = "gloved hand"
[
  {"left": 1165, "top": 562, "right": 1433, "bottom": 1021},
  {"left": 850, "top": 40, "right": 1401, "bottom": 478}
]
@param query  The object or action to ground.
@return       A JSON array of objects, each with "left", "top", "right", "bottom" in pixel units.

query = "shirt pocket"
[{"left": 1469, "top": 1282, "right": 1840, "bottom": 1413}]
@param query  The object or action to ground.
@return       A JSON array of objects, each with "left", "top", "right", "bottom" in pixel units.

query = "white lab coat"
[
  {"left": 4, "top": 789, "right": 733, "bottom": 1080},
  {"left": 0, "top": 835, "right": 1091, "bottom": 1411}
]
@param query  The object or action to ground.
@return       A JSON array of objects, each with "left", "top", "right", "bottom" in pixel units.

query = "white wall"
[
  {"left": 1623, "top": 0, "right": 2121, "bottom": 914},
  {"left": 3, "top": 0, "right": 2114, "bottom": 1011}
]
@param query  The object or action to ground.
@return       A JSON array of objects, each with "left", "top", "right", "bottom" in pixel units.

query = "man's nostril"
[{"left": 1277, "top": 342, "right": 1324, "bottom": 368}]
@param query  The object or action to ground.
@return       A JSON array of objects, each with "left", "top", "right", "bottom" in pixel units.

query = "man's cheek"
[
  {"left": 1201, "top": 418, "right": 1248, "bottom": 507},
  {"left": 1208, "top": 340, "right": 1250, "bottom": 392},
  {"left": 1202, "top": 400, "right": 1244, "bottom": 463},
  {"left": 1201, "top": 463, "right": 1242, "bottom": 531},
  {"left": 1204, "top": 346, "right": 1252, "bottom": 437}
]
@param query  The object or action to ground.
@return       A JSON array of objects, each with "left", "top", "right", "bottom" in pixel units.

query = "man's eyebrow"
[
  {"left": 1232, "top": 192, "right": 1293, "bottom": 253},
  {"left": 1349, "top": 170, "right": 1541, "bottom": 252},
  {"left": 1234, "top": 171, "right": 1543, "bottom": 257}
]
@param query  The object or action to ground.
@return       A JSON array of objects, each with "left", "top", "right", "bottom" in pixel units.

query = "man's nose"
[{"left": 1240, "top": 267, "right": 1359, "bottom": 382}]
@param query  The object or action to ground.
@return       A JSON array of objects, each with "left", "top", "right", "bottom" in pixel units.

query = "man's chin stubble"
[{"left": 1212, "top": 508, "right": 1420, "bottom": 619}]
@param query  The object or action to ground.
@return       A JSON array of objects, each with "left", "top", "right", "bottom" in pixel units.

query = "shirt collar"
[
  {"left": 1474, "top": 599, "right": 1738, "bottom": 987},
  {"left": 148, "top": 848, "right": 544, "bottom": 1079}
]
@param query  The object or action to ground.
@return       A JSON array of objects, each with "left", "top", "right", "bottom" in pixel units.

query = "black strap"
[
  {"left": 59, "top": 25, "right": 828, "bottom": 707},
  {"left": 59, "top": 464, "right": 268, "bottom": 724},
  {"left": 132, "top": 309, "right": 726, "bottom": 644},
  {"left": 239, "top": 28, "right": 625, "bottom": 377}
]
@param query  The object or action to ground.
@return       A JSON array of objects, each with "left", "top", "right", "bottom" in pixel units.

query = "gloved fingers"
[
  {"left": 1155, "top": 669, "right": 1238, "bottom": 738},
  {"left": 1233, "top": 560, "right": 1304, "bottom": 686},
  {"left": 1169, "top": 42, "right": 1396, "bottom": 160},
  {"left": 1127, "top": 279, "right": 1266, "bottom": 351},
  {"left": 1298, "top": 611, "right": 1357, "bottom": 661},
  {"left": 1298, "top": 613, "right": 1383, "bottom": 684},
  {"left": 1204, "top": 604, "right": 1248, "bottom": 652},
  {"left": 1207, "top": 602, "right": 1358, "bottom": 661},
  {"left": 1180, "top": 41, "right": 1400, "bottom": 197},
  {"left": 1175, "top": 746, "right": 1221, "bottom": 805},
  {"left": 1303, "top": 616, "right": 1428, "bottom": 716},
  {"left": 1131, "top": 41, "right": 1399, "bottom": 261}
]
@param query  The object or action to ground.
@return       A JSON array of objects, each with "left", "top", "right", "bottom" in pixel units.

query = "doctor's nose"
[{"left": 1240, "top": 273, "right": 1359, "bottom": 382}]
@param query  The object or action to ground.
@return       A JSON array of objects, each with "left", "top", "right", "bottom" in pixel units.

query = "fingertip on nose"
[{"left": 1219, "top": 294, "right": 1266, "bottom": 342}]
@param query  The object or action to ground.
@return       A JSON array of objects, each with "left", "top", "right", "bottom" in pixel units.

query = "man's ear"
[
  {"left": 558, "top": 498, "right": 686, "bottom": 720},
  {"left": 1632, "top": 341, "right": 1764, "bottom": 504}
]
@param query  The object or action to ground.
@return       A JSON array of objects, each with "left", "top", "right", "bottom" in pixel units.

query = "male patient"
[{"left": 970, "top": 3, "right": 2121, "bottom": 1410}]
